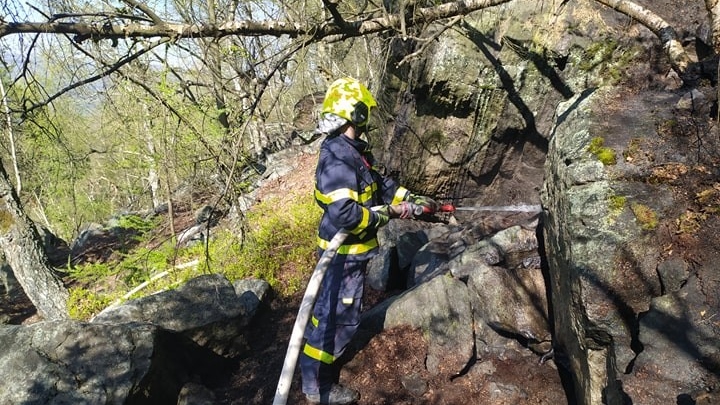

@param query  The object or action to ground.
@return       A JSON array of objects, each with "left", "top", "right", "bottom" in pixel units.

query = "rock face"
[
  {"left": 385, "top": 274, "right": 474, "bottom": 376},
  {"left": 542, "top": 89, "right": 657, "bottom": 404},
  {"left": 542, "top": 83, "right": 720, "bottom": 404},
  {"left": 363, "top": 213, "right": 551, "bottom": 382},
  {"left": 373, "top": 3, "right": 570, "bottom": 207}
]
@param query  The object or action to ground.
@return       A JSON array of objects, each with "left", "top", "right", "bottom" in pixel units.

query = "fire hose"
[
  {"left": 272, "top": 228, "right": 350, "bottom": 405},
  {"left": 272, "top": 203, "right": 415, "bottom": 405}
]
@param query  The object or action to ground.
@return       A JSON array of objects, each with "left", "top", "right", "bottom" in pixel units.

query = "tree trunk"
[
  {"left": 0, "top": 162, "right": 68, "bottom": 320},
  {"left": 0, "top": 79, "right": 21, "bottom": 194},
  {"left": 142, "top": 105, "right": 161, "bottom": 210}
]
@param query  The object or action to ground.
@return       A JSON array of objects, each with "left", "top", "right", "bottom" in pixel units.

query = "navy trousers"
[{"left": 300, "top": 257, "right": 366, "bottom": 395}]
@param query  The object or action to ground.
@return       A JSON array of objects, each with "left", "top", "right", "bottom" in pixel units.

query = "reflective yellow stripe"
[
  {"left": 392, "top": 187, "right": 409, "bottom": 205},
  {"left": 304, "top": 343, "right": 336, "bottom": 364},
  {"left": 349, "top": 207, "right": 371, "bottom": 235},
  {"left": 317, "top": 236, "right": 378, "bottom": 255},
  {"left": 315, "top": 188, "right": 357, "bottom": 204},
  {"left": 315, "top": 183, "right": 377, "bottom": 205},
  {"left": 311, "top": 316, "right": 319, "bottom": 328},
  {"left": 342, "top": 297, "right": 354, "bottom": 305}
]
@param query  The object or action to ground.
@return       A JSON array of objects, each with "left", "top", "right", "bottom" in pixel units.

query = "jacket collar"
[{"left": 338, "top": 133, "right": 370, "bottom": 154}]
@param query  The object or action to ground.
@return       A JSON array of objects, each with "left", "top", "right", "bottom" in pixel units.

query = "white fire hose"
[{"left": 272, "top": 229, "right": 350, "bottom": 405}]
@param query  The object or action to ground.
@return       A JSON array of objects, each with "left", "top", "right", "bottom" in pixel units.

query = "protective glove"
[
  {"left": 395, "top": 201, "right": 425, "bottom": 219},
  {"left": 372, "top": 205, "right": 391, "bottom": 228},
  {"left": 406, "top": 193, "right": 438, "bottom": 213}
]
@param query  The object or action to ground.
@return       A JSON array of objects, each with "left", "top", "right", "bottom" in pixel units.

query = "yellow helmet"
[{"left": 321, "top": 77, "right": 377, "bottom": 127}]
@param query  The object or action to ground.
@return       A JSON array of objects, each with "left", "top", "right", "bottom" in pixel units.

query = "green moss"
[
  {"left": 676, "top": 211, "right": 704, "bottom": 234},
  {"left": 608, "top": 195, "right": 626, "bottom": 212},
  {"left": 579, "top": 39, "right": 618, "bottom": 72},
  {"left": 630, "top": 203, "right": 658, "bottom": 230},
  {"left": 0, "top": 209, "right": 13, "bottom": 232},
  {"left": 596, "top": 149, "right": 617, "bottom": 165},
  {"left": 588, "top": 137, "right": 617, "bottom": 165},
  {"left": 696, "top": 186, "right": 720, "bottom": 214},
  {"left": 578, "top": 39, "right": 641, "bottom": 85},
  {"left": 115, "top": 214, "right": 156, "bottom": 233},
  {"left": 588, "top": 136, "right": 603, "bottom": 150},
  {"left": 67, "top": 287, "right": 114, "bottom": 320}
]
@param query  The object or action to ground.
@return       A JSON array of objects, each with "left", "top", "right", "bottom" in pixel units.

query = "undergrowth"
[{"left": 67, "top": 196, "right": 321, "bottom": 320}]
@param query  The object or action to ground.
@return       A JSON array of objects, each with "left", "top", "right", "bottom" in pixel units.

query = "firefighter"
[{"left": 299, "top": 77, "right": 437, "bottom": 404}]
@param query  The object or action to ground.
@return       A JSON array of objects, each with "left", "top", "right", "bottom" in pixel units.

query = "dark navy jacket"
[{"left": 314, "top": 133, "right": 408, "bottom": 261}]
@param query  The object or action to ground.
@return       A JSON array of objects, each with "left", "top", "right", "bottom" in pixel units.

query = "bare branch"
[
  {"left": 397, "top": 15, "right": 463, "bottom": 67},
  {"left": 49, "top": 12, "right": 153, "bottom": 24},
  {"left": 123, "top": 73, "right": 224, "bottom": 167},
  {"left": 0, "top": 0, "right": 514, "bottom": 41},
  {"left": 22, "top": 41, "right": 165, "bottom": 116},
  {"left": 119, "top": 0, "right": 165, "bottom": 25},
  {"left": 68, "top": 39, "right": 237, "bottom": 180},
  {"left": 322, "top": 0, "right": 349, "bottom": 29}
]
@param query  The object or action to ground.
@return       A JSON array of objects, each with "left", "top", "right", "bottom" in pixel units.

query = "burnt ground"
[{"left": 210, "top": 288, "right": 569, "bottom": 405}]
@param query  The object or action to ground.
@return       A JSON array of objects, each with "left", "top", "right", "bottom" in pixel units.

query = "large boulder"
[
  {"left": 353, "top": 209, "right": 568, "bottom": 405},
  {"left": 384, "top": 274, "right": 474, "bottom": 376},
  {"left": 0, "top": 320, "right": 228, "bottom": 404},
  {"left": 468, "top": 261, "right": 551, "bottom": 356},
  {"left": 367, "top": 220, "right": 450, "bottom": 291},
  {"left": 0, "top": 274, "right": 269, "bottom": 404},
  {"left": 367, "top": 213, "right": 549, "bottom": 375},
  {"left": 93, "top": 274, "right": 269, "bottom": 358}
]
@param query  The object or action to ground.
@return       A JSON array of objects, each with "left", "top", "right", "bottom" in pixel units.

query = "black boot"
[{"left": 305, "top": 384, "right": 359, "bottom": 405}]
